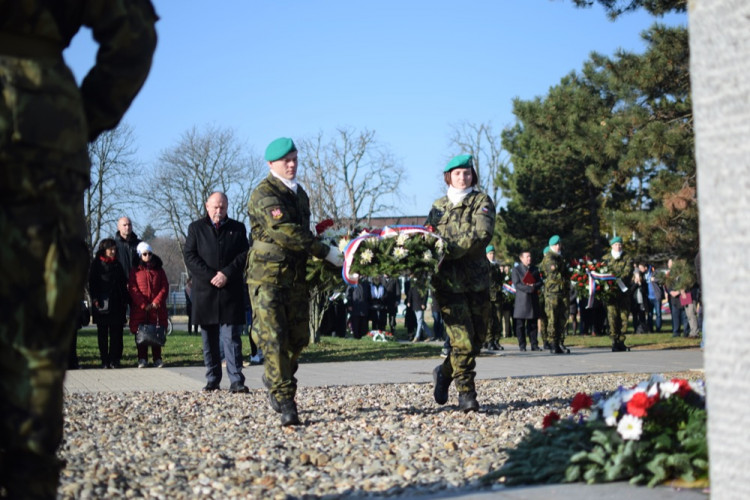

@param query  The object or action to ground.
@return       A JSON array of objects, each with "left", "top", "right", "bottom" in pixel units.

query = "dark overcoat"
[
  {"left": 184, "top": 216, "right": 249, "bottom": 326},
  {"left": 512, "top": 263, "right": 542, "bottom": 319}
]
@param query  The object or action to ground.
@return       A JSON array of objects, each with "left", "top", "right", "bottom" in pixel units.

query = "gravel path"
[{"left": 59, "top": 370, "right": 700, "bottom": 499}]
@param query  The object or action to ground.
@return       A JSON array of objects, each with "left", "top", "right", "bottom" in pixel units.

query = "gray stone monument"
[{"left": 690, "top": 1, "right": 750, "bottom": 497}]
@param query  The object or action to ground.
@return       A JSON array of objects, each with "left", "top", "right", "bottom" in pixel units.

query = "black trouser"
[
  {"left": 514, "top": 318, "right": 538, "bottom": 350},
  {"left": 97, "top": 322, "right": 124, "bottom": 366}
]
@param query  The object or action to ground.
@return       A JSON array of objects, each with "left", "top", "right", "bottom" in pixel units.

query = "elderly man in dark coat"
[
  {"left": 511, "top": 250, "right": 543, "bottom": 351},
  {"left": 184, "top": 192, "right": 250, "bottom": 393}
]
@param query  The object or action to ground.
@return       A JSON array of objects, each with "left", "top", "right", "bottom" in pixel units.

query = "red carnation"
[
  {"left": 315, "top": 219, "right": 334, "bottom": 235},
  {"left": 570, "top": 392, "right": 593, "bottom": 414},
  {"left": 542, "top": 411, "right": 561, "bottom": 429},
  {"left": 626, "top": 391, "right": 658, "bottom": 417},
  {"left": 671, "top": 378, "right": 691, "bottom": 397}
]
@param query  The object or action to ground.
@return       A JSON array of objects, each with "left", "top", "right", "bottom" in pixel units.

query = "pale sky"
[{"left": 64, "top": 0, "right": 687, "bottom": 227}]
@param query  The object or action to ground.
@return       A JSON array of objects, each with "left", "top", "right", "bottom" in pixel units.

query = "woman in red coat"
[{"left": 128, "top": 242, "right": 169, "bottom": 368}]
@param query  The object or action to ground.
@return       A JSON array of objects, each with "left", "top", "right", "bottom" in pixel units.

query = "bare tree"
[
  {"left": 298, "top": 127, "right": 405, "bottom": 229},
  {"left": 140, "top": 125, "right": 264, "bottom": 265},
  {"left": 85, "top": 122, "right": 139, "bottom": 254},
  {"left": 448, "top": 121, "right": 510, "bottom": 204}
]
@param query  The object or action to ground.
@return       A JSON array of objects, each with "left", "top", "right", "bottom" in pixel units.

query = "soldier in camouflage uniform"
[
  {"left": 0, "top": 1, "right": 156, "bottom": 497},
  {"left": 428, "top": 154, "right": 495, "bottom": 412},
  {"left": 541, "top": 235, "right": 571, "bottom": 354},
  {"left": 485, "top": 245, "right": 504, "bottom": 351},
  {"left": 604, "top": 236, "right": 633, "bottom": 352},
  {"left": 246, "top": 137, "right": 344, "bottom": 426},
  {"left": 538, "top": 246, "right": 550, "bottom": 350}
]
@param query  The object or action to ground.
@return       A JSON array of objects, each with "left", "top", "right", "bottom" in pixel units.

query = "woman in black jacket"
[{"left": 89, "top": 238, "right": 129, "bottom": 368}]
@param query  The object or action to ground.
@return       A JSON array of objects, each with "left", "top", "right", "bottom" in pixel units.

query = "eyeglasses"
[{"left": 142, "top": 252, "right": 152, "bottom": 256}]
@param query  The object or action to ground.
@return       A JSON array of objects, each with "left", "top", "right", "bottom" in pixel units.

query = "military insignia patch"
[
  {"left": 270, "top": 208, "right": 283, "bottom": 219},
  {"left": 482, "top": 207, "right": 489, "bottom": 213}
]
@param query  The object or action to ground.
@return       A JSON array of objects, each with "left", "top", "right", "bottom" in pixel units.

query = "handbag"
[
  {"left": 136, "top": 323, "right": 167, "bottom": 347},
  {"left": 96, "top": 296, "right": 110, "bottom": 314}
]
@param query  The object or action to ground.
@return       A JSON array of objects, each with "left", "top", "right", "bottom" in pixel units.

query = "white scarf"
[
  {"left": 270, "top": 170, "right": 298, "bottom": 194},
  {"left": 446, "top": 186, "right": 474, "bottom": 206},
  {"left": 611, "top": 249, "right": 622, "bottom": 260}
]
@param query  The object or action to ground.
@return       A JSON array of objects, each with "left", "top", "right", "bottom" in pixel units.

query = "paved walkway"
[{"left": 63, "top": 347, "right": 708, "bottom": 499}]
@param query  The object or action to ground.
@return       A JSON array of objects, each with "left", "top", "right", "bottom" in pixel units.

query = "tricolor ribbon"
[
  {"left": 502, "top": 283, "right": 516, "bottom": 294},
  {"left": 585, "top": 271, "right": 626, "bottom": 308},
  {"left": 342, "top": 225, "right": 441, "bottom": 285}
]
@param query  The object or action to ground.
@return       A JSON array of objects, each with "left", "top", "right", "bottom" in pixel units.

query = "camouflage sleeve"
[
  {"left": 80, "top": 0, "right": 158, "bottom": 141},
  {"left": 253, "top": 194, "right": 328, "bottom": 258},
  {"left": 445, "top": 194, "right": 495, "bottom": 260}
]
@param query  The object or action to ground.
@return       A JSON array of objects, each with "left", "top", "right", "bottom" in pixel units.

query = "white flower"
[
  {"left": 393, "top": 246, "right": 408, "bottom": 260},
  {"left": 360, "top": 249, "right": 374, "bottom": 264},
  {"left": 338, "top": 238, "right": 350, "bottom": 252},
  {"left": 658, "top": 381, "right": 680, "bottom": 399},
  {"left": 396, "top": 233, "right": 408, "bottom": 245},
  {"left": 602, "top": 394, "right": 622, "bottom": 426},
  {"left": 435, "top": 239, "right": 445, "bottom": 252},
  {"left": 422, "top": 250, "right": 433, "bottom": 262},
  {"left": 689, "top": 380, "right": 706, "bottom": 397},
  {"left": 617, "top": 414, "right": 643, "bottom": 440}
]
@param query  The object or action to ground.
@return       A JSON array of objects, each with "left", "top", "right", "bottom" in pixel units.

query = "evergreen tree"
[{"left": 499, "top": 24, "right": 695, "bottom": 261}]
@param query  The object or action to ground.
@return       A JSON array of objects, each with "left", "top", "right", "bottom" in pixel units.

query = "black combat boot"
[
  {"left": 262, "top": 374, "right": 281, "bottom": 413},
  {"left": 550, "top": 342, "right": 564, "bottom": 354},
  {"left": 543, "top": 341, "right": 551, "bottom": 351},
  {"left": 458, "top": 391, "right": 479, "bottom": 412},
  {"left": 280, "top": 399, "right": 301, "bottom": 426},
  {"left": 433, "top": 365, "right": 452, "bottom": 405},
  {"left": 611, "top": 340, "right": 629, "bottom": 352}
]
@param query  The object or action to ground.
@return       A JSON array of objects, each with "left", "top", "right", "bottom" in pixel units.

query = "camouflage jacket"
[
  {"left": 487, "top": 261, "right": 505, "bottom": 302},
  {"left": 425, "top": 191, "right": 495, "bottom": 293},
  {"left": 604, "top": 251, "right": 634, "bottom": 295},
  {"left": 541, "top": 250, "right": 570, "bottom": 295},
  {"left": 246, "top": 174, "right": 330, "bottom": 287},
  {"left": 1, "top": 0, "right": 157, "bottom": 189}
]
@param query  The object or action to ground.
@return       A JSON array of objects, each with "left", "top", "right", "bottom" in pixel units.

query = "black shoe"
[
  {"left": 229, "top": 382, "right": 249, "bottom": 394},
  {"left": 433, "top": 365, "right": 452, "bottom": 405},
  {"left": 543, "top": 342, "right": 551, "bottom": 351},
  {"left": 262, "top": 374, "right": 281, "bottom": 413},
  {"left": 280, "top": 399, "right": 301, "bottom": 426},
  {"left": 202, "top": 383, "right": 220, "bottom": 392},
  {"left": 611, "top": 341, "right": 629, "bottom": 352},
  {"left": 519, "top": 346, "right": 527, "bottom": 352},
  {"left": 550, "top": 343, "right": 565, "bottom": 354},
  {"left": 458, "top": 391, "right": 479, "bottom": 412},
  {"left": 530, "top": 345, "right": 542, "bottom": 351}
]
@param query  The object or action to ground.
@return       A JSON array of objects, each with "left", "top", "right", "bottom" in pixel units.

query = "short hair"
[
  {"left": 443, "top": 166, "right": 479, "bottom": 187},
  {"left": 98, "top": 238, "right": 117, "bottom": 252}
]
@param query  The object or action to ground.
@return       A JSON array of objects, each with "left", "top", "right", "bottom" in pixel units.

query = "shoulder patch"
[{"left": 270, "top": 207, "right": 283, "bottom": 219}]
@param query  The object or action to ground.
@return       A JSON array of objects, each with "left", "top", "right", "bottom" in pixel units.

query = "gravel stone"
[{"left": 59, "top": 371, "right": 700, "bottom": 498}]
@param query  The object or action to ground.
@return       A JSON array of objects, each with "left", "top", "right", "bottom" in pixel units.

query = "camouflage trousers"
[
  {"left": 0, "top": 163, "right": 89, "bottom": 499},
  {"left": 538, "top": 300, "right": 548, "bottom": 345},
  {"left": 486, "top": 300, "right": 503, "bottom": 343},
  {"left": 248, "top": 283, "right": 310, "bottom": 402},
  {"left": 434, "top": 289, "right": 489, "bottom": 394},
  {"left": 544, "top": 293, "right": 569, "bottom": 345},
  {"left": 606, "top": 292, "right": 631, "bottom": 342}
]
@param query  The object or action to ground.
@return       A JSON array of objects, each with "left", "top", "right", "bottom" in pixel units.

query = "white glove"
[{"left": 324, "top": 245, "right": 344, "bottom": 267}]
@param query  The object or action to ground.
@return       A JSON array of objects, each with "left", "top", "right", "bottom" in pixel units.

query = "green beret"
[
  {"left": 543, "top": 246, "right": 550, "bottom": 255},
  {"left": 444, "top": 154, "right": 473, "bottom": 172},
  {"left": 548, "top": 235, "right": 560, "bottom": 246},
  {"left": 264, "top": 137, "right": 297, "bottom": 162},
  {"left": 610, "top": 236, "right": 623, "bottom": 245},
  {"left": 486, "top": 245, "right": 495, "bottom": 254}
]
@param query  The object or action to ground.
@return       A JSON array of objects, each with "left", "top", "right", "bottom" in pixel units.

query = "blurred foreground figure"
[{"left": 0, "top": 2, "right": 157, "bottom": 497}]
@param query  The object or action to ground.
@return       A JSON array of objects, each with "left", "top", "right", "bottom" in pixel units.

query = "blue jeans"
[
  {"left": 432, "top": 309, "right": 444, "bottom": 340},
  {"left": 413, "top": 309, "right": 433, "bottom": 341},
  {"left": 201, "top": 324, "right": 245, "bottom": 386},
  {"left": 648, "top": 297, "right": 662, "bottom": 331}
]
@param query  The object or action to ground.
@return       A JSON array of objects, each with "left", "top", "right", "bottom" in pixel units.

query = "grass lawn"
[{"left": 73, "top": 317, "right": 700, "bottom": 369}]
